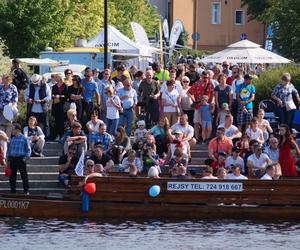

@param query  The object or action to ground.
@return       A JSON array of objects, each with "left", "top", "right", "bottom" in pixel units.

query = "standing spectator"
[
  {"left": 208, "top": 126, "right": 233, "bottom": 163},
  {"left": 81, "top": 67, "right": 100, "bottom": 120},
  {"left": 185, "top": 64, "right": 200, "bottom": 85},
  {"left": 0, "top": 74, "right": 18, "bottom": 138},
  {"left": 67, "top": 75, "right": 83, "bottom": 122},
  {"left": 138, "top": 69, "right": 160, "bottom": 128},
  {"left": 247, "top": 143, "right": 272, "bottom": 177},
  {"left": 231, "top": 67, "right": 244, "bottom": 124},
  {"left": 221, "top": 61, "right": 232, "bottom": 77},
  {"left": 25, "top": 74, "right": 51, "bottom": 134},
  {"left": 180, "top": 76, "right": 194, "bottom": 126},
  {"left": 132, "top": 70, "right": 144, "bottom": 92},
  {"left": 271, "top": 73, "right": 300, "bottom": 127},
  {"left": 7, "top": 123, "right": 31, "bottom": 194},
  {"left": 198, "top": 95, "right": 213, "bottom": 143},
  {"left": 264, "top": 137, "right": 279, "bottom": 163},
  {"left": 97, "top": 69, "right": 114, "bottom": 121},
  {"left": 0, "top": 130, "right": 8, "bottom": 165},
  {"left": 23, "top": 116, "right": 45, "bottom": 157},
  {"left": 236, "top": 74, "right": 256, "bottom": 131},
  {"left": 278, "top": 124, "right": 300, "bottom": 176},
  {"left": 64, "top": 69, "right": 73, "bottom": 87},
  {"left": 152, "top": 62, "right": 170, "bottom": 85},
  {"left": 161, "top": 79, "right": 181, "bottom": 126},
  {"left": 129, "top": 65, "right": 137, "bottom": 80},
  {"left": 51, "top": 75, "right": 68, "bottom": 139},
  {"left": 215, "top": 74, "right": 232, "bottom": 110},
  {"left": 111, "top": 65, "right": 126, "bottom": 89},
  {"left": 188, "top": 71, "right": 215, "bottom": 141},
  {"left": 106, "top": 86, "right": 121, "bottom": 136},
  {"left": 117, "top": 77, "right": 137, "bottom": 136},
  {"left": 212, "top": 65, "right": 222, "bottom": 82},
  {"left": 11, "top": 59, "right": 29, "bottom": 90}
]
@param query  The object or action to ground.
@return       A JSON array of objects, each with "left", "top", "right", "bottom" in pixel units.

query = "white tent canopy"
[
  {"left": 18, "top": 58, "right": 64, "bottom": 66},
  {"left": 200, "top": 39, "right": 291, "bottom": 64}
]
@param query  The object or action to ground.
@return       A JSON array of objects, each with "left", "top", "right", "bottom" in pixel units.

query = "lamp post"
[{"left": 104, "top": 0, "right": 108, "bottom": 69}]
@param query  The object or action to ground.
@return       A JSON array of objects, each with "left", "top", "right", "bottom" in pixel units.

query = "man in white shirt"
[
  {"left": 260, "top": 164, "right": 276, "bottom": 180},
  {"left": 219, "top": 114, "right": 242, "bottom": 141},
  {"left": 225, "top": 146, "right": 245, "bottom": 172},
  {"left": 226, "top": 165, "right": 248, "bottom": 180},
  {"left": 247, "top": 143, "right": 272, "bottom": 177},
  {"left": 171, "top": 114, "right": 196, "bottom": 147}
]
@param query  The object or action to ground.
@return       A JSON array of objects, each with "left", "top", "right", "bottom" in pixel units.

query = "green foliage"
[
  {"left": 177, "top": 30, "right": 189, "bottom": 47},
  {"left": 0, "top": 42, "right": 11, "bottom": 75},
  {"left": 0, "top": 0, "right": 160, "bottom": 58},
  {"left": 241, "top": 0, "right": 300, "bottom": 62},
  {"left": 253, "top": 65, "right": 300, "bottom": 105}
]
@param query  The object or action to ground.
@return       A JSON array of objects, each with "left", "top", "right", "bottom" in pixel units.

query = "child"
[
  {"left": 134, "top": 120, "right": 147, "bottom": 143},
  {"left": 211, "top": 151, "right": 227, "bottom": 175},
  {"left": 217, "top": 103, "right": 230, "bottom": 126},
  {"left": 198, "top": 95, "right": 213, "bottom": 143}
]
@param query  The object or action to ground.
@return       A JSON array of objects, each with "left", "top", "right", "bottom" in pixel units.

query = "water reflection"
[{"left": 0, "top": 218, "right": 299, "bottom": 250}]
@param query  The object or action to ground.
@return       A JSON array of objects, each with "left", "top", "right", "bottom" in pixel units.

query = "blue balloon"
[{"left": 149, "top": 185, "right": 161, "bottom": 197}]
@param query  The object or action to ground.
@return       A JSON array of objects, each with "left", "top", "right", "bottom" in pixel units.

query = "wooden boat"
[{"left": 1, "top": 176, "right": 300, "bottom": 219}]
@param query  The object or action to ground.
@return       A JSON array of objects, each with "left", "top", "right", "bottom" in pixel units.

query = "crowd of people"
[{"left": 0, "top": 58, "right": 300, "bottom": 193}]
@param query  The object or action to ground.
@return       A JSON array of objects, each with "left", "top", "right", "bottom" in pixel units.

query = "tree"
[
  {"left": 0, "top": 0, "right": 160, "bottom": 58},
  {"left": 241, "top": 0, "right": 300, "bottom": 62}
]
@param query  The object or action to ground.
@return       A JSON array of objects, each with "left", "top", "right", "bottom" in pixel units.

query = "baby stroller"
[{"left": 258, "top": 99, "right": 280, "bottom": 134}]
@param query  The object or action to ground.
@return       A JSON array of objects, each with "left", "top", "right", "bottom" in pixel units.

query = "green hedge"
[{"left": 253, "top": 65, "right": 300, "bottom": 106}]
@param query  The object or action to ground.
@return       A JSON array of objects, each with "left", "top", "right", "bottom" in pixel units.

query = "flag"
[
  {"left": 75, "top": 151, "right": 85, "bottom": 176},
  {"left": 169, "top": 20, "right": 184, "bottom": 48}
]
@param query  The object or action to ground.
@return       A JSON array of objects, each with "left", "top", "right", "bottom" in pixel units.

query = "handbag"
[
  {"left": 5, "top": 164, "right": 11, "bottom": 177},
  {"left": 285, "top": 99, "right": 296, "bottom": 111}
]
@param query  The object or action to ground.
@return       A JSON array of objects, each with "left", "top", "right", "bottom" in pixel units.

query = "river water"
[{"left": 0, "top": 218, "right": 299, "bottom": 250}]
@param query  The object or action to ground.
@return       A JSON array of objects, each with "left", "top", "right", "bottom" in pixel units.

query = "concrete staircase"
[{"left": 0, "top": 140, "right": 209, "bottom": 195}]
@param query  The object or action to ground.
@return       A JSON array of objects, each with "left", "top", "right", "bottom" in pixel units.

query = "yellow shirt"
[{"left": 111, "top": 70, "right": 131, "bottom": 80}]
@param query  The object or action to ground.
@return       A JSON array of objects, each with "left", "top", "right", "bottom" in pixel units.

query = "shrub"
[{"left": 253, "top": 64, "right": 300, "bottom": 106}]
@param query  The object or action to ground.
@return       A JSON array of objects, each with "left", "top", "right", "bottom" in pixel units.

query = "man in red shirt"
[{"left": 188, "top": 71, "right": 215, "bottom": 141}]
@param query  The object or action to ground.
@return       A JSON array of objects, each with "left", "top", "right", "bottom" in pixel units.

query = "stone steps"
[
  {"left": 0, "top": 172, "right": 58, "bottom": 181},
  {"left": 0, "top": 180, "right": 61, "bottom": 189}
]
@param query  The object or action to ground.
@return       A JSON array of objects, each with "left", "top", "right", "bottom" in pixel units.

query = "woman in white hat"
[{"left": 0, "top": 74, "right": 18, "bottom": 138}]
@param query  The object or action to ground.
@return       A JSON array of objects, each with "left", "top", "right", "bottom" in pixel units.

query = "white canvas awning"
[
  {"left": 200, "top": 39, "right": 291, "bottom": 64},
  {"left": 18, "top": 58, "right": 64, "bottom": 66}
]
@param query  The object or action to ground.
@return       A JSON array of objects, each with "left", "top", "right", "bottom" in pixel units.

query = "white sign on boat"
[{"left": 167, "top": 182, "right": 243, "bottom": 192}]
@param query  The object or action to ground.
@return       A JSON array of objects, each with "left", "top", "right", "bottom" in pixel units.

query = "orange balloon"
[{"left": 84, "top": 183, "right": 96, "bottom": 194}]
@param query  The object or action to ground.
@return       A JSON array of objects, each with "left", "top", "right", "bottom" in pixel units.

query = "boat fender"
[
  {"left": 149, "top": 185, "right": 161, "bottom": 197},
  {"left": 82, "top": 191, "right": 89, "bottom": 213},
  {"left": 84, "top": 183, "right": 96, "bottom": 194}
]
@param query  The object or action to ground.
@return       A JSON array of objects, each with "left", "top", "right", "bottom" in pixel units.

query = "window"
[
  {"left": 235, "top": 10, "right": 244, "bottom": 25},
  {"left": 212, "top": 3, "right": 221, "bottom": 24}
]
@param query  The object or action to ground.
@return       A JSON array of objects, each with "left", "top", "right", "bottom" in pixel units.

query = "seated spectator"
[
  {"left": 208, "top": 126, "right": 233, "bottom": 164},
  {"left": 148, "top": 117, "right": 170, "bottom": 158},
  {"left": 171, "top": 114, "right": 196, "bottom": 147},
  {"left": 225, "top": 146, "right": 245, "bottom": 173},
  {"left": 226, "top": 165, "right": 248, "bottom": 180},
  {"left": 0, "top": 130, "right": 8, "bottom": 165},
  {"left": 236, "top": 134, "right": 250, "bottom": 158},
  {"left": 120, "top": 149, "right": 142, "bottom": 173},
  {"left": 168, "top": 148, "right": 188, "bottom": 168},
  {"left": 92, "top": 123, "right": 113, "bottom": 152},
  {"left": 245, "top": 118, "right": 264, "bottom": 145},
  {"left": 64, "top": 109, "right": 78, "bottom": 133},
  {"left": 264, "top": 137, "right": 279, "bottom": 163},
  {"left": 217, "top": 167, "right": 227, "bottom": 179},
  {"left": 174, "top": 164, "right": 191, "bottom": 179},
  {"left": 143, "top": 134, "right": 157, "bottom": 154},
  {"left": 84, "top": 159, "right": 102, "bottom": 179},
  {"left": 23, "top": 116, "right": 45, "bottom": 157},
  {"left": 260, "top": 164, "right": 276, "bottom": 180},
  {"left": 211, "top": 151, "right": 226, "bottom": 175},
  {"left": 142, "top": 143, "right": 160, "bottom": 173},
  {"left": 134, "top": 120, "right": 147, "bottom": 143},
  {"left": 201, "top": 166, "right": 218, "bottom": 179},
  {"left": 219, "top": 114, "right": 242, "bottom": 141},
  {"left": 165, "top": 130, "right": 190, "bottom": 165},
  {"left": 58, "top": 146, "right": 79, "bottom": 187},
  {"left": 257, "top": 109, "right": 273, "bottom": 142},
  {"left": 247, "top": 143, "right": 272, "bottom": 177},
  {"left": 109, "top": 126, "right": 131, "bottom": 165},
  {"left": 89, "top": 144, "right": 114, "bottom": 172},
  {"left": 170, "top": 166, "right": 179, "bottom": 177},
  {"left": 86, "top": 109, "right": 104, "bottom": 146},
  {"left": 148, "top": 166, "right": 160, "bottom": 178},
  {"left": 63, "top": 122, "right": 87, "bottom": 156}
]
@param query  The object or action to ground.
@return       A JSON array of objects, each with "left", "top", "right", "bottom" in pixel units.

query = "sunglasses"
[
  {"left": 182, "top": 80, "right": 189, "bottom": 83},
  {"left": 66, "top": 72, "right": 72, "bottom": 75},
  {"left": 87, "top": 165, "right": 94, "bottom": 168}
]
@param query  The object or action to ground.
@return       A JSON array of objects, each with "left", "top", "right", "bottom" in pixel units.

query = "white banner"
[
  {"left": 130, "top": 22, "right": 150, "bottom": 47},
  {"left": 167, "top": 182, "right": 243, "bottom": 192},
  {"left": 75, "top": 151, "right": 85, "bottom": 177},
  {"left": 162, "top": 19, "right": 169, "bottom": 40},
  {"left": 169, "top": 20, "right": 184, "bottom": 48}
]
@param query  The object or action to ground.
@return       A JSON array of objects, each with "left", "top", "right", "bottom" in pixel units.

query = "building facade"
[{"left": 168, "top": 0, "right": 265, "bottom": 51}]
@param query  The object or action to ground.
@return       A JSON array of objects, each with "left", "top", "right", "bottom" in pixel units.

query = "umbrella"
[{"left": 200, "top": 39, "right": 291, "bottom": 64}]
